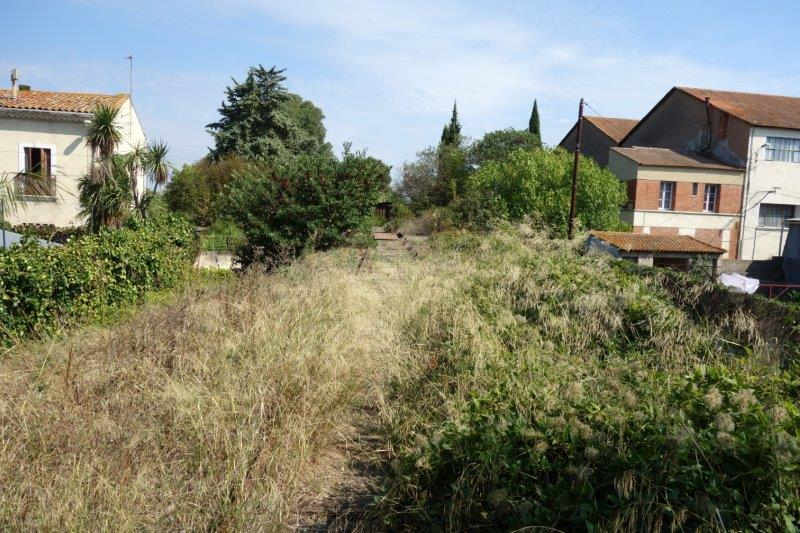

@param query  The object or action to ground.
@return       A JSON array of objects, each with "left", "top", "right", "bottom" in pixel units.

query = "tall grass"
[
  {"left": 0, "top": 245, "right": 472, "bottom": 530},
  {"left": 1, "top": 228, "right": 797, "bottom": 531}
]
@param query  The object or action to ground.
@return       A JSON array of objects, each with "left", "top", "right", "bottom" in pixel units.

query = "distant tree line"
[{"left": 395, "top": 97, "right": 626, "bottom": 236}]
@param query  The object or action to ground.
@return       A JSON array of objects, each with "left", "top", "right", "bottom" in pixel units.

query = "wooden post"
[{"left": 568, "top": 98, "right": 584, "bottom": 240}]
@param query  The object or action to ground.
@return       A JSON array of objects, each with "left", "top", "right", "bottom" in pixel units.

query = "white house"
[{"left": 0, "top": 70, "right": 147, "bottom": 227}]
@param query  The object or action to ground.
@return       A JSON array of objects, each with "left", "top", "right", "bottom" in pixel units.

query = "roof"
[
  {"left": 584, "top": 116, "right": 639, "bottom": 143},
  {"left": 0, "top": 89, "right": 128, "bottom": 114},
  {"left": 678, "top": 86, "right": 800, "bottom": 130},
  {"left": 558, "top": 115, "right": 638, "bottom": 147},
  {"left": 590, "top": 231, "right": 725, "bottom": 255},
  {"left": 610, "top": 146, "right": 743, "bottom": 171}
]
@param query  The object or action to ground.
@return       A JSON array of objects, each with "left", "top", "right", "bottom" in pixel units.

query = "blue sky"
[{"left": 4, "top": 0, "right": 800, "bottom": 177}]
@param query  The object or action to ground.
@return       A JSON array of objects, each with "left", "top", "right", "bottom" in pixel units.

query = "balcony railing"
[{"left": 14, "top": 172, "right": 57, "bottom": 199}]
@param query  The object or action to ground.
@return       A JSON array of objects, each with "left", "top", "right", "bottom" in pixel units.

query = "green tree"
[
  {"left": 462, "top": 147, "right": 626, "bottom": 235},
  {"left": 164, "top": 156, "right": 249, "bottom": 226},
  {"left": 528, "top": 99, "right": 541, "bottom": 138},
  {"left": 440, "top": 102, "right": 462, "bottom": 146},
  {"left": 218, "top": 150, "right": 390, "bottom": 266},
  {"left": 470, "top": 128, "right": 541, "bottom": 167},
  {"left": 396, "top": 147, "right": 438, "bottom": 211},
  {"left": 207, "top": 65, "right": 332, "bottom": 161}
]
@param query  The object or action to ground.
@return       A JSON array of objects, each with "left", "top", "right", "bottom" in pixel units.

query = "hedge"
[{"left": 0, "top": 215, "right": 196, "bottom": 344}]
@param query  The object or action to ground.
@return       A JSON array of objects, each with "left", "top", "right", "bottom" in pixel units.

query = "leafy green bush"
[
  {"left": 0, "top": 215, "right": 196, "bottom": 344},
  {"left": 218, "top": 151, "right": 390, "bottom": 267},
  {"left": 460, "top": 147, "right": 627, "bottom": 234},
  {"left": 379, "top": 230, "right": 800, "bottom": 531},
  {"left": 165, "top": 156, "right": 249, "bottom": 226}
]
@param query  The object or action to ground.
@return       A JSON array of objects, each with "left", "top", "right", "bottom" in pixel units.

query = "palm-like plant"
[
  {"left": 86, "top": 104, "right": 122, "bottom": 163},
  {"left": 146, "top": 141, "right": 170, "bottom": 193},
  {"left": 79, "top": 156, "right": 132, "bottom": 232}
]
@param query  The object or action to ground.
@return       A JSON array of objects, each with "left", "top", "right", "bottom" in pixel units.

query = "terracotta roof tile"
[
  {"left": 0, "top": 89, "right": 128, "bottom": 114},
  {"left": 610, "top": 146, "right": 742, "bottom": 171},
  {"left": 584, "top": 116, "right": 638, "bottom": 143},
  {"left": 678, "top": 87, "right": 800, "bottom": 130},
  {"left": 590, "top": 231, "right": 725, "bottom": 254}
]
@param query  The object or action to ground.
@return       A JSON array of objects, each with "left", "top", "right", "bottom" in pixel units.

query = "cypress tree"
[
  {"left": 440, "top": 101, "right": 462, "bottom": 146},
  {"left": 528, "top": 99, "right": 541, "bottom": 139}
]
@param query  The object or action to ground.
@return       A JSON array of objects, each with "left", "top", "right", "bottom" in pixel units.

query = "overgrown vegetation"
[
  {"left": 377, "top": 230, "right": 800, "bottom": 531},
  {"left": 2, "top": 229, "right": 798, "bottom": 530},
  {"left": 0, "top": 215, "right": 195, "bottom": 344}
]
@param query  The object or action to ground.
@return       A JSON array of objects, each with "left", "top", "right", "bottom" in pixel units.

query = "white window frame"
[
  {"left": 764, "top": 136, "right": 800, "bottom": 163},
  {"left": 703, "top": 184, "right": 720, "bottom": 213},
  {"left": 659, "top": 181, "right": 675, "bottom": 211},
  {"left": 17, "top": 143, "right": 57, "bottom": 199}
]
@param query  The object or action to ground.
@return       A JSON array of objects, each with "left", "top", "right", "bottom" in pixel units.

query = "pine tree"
[
  {"left": 528, "top": 99, "right": 541, "bottom": 139},
  {"left": 440, "top": 101, "right": 462, "bottom": 146},
  {"left": 206, "top": 65, "right": 332, "bottom": 161}
]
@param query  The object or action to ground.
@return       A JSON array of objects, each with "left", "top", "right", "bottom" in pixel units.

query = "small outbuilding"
[{"left": 587, "top": 231, "right": 725, "bottom": 275}]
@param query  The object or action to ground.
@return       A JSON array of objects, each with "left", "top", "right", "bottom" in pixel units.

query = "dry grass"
[{"left": 0, "top": 243, "right": 469, "bottom": 531}]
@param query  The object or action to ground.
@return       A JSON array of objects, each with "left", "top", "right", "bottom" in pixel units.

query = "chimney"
[{"left": 10, "top": 68, "right": 19, "bottom": 99}]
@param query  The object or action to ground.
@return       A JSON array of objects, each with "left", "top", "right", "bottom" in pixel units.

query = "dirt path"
[{"left": 290, "top": 234, "right": 427, "bottom": 532}]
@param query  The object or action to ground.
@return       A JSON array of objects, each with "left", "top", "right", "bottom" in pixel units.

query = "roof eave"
[{"left": 0, "top": 107, "right": 92, "bottom": 122}]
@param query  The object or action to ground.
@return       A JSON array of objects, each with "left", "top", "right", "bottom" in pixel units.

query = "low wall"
[{"left": 195, "top": 251, "right": 234, "bottom": 270}]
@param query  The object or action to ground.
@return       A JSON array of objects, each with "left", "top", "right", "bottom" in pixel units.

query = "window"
[
  {"left": 691, "top": 183, "right": 698, "bottom": 196},
  {"left": 659, "top": 181, "right": 675, "bottom": 210},
  {"left": 16, "top": 147, "right": 55, "bottom": 197},
  {"left": 703, "top": 184, "right": 720, "bottom": 212},
  {"left": 758, "top": 203, "right": 795, "bottom": 227},
  {"left": 764, "top": 137, "right": 800, "bottom": 162}
]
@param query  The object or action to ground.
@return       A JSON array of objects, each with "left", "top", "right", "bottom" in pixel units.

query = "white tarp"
[{"left": 718, "top": 272, "right": 760, "bottom": 295}]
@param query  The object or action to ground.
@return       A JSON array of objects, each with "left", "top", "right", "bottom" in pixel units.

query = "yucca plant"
[
  {"left": 147, "top": 141, "right": 170, "bottom": 193},
  {"left": 78, "top": 156, "right": 132, "bottom": 232},
  {"left": 86, "top": 104, "right": 122, "bottom": 164}
]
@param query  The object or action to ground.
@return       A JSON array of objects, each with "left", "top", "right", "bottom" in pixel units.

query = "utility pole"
[{"left": 568, "top": 98, "right": 584, "bottom": 240}]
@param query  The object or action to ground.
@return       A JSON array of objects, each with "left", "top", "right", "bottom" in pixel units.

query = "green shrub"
[
  {"left": 0, "top": 215, "right": 196, "bottom": 344},
  {"left": 218, "top": 151, "right": 390, "bottom": 267},
  {"left": 460, "top": 147, "right": 627, "bottom": 235}
]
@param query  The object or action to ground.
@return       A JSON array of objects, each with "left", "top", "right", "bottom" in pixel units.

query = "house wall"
[
  {"left": 612, "top": 158, "right": 743, "bottom": 258},
  {"left": 622, "top": 89, "right": 748, "bottom": 167},
  {"left": 559, "top": 120, "right": 617, "bottom": 167},
  {"left": 740, "top": 126, "right": 800, "bottom": 260},
  {"left": 1, "top": 97, "right": 146, "bottom": 227},
  {"left": 116, "top": 99, "right": 148, "bottom": 197},
  {"left": 0, "top": 116, "right": 90, "bottom": 227}
]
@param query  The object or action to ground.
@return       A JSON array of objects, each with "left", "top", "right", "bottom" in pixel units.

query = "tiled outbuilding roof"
[
  {"left": 0, "top": 89, "right": 128, "bottom": 114},
  {"left": 678, "top": 86, "right": 800, "bottom": 130},
  {"left": 610, "top": 146, "right": 743, "bottom": 171},
  {"left": 590, "top": 231, "right": 725, "bottom": 254},
  {"left": 584, "top": 116, "right": 639, "bottom": 143}
]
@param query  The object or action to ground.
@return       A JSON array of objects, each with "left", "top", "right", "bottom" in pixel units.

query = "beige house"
[
  {"left": 620, "top": 87, "right": 800, "bottom": 260},
  {"left": 608, "top": 146, "right": 744, "bottom": 259},
  {"left": 0, "top": 72, "right": 147, "bottom": 227}
]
